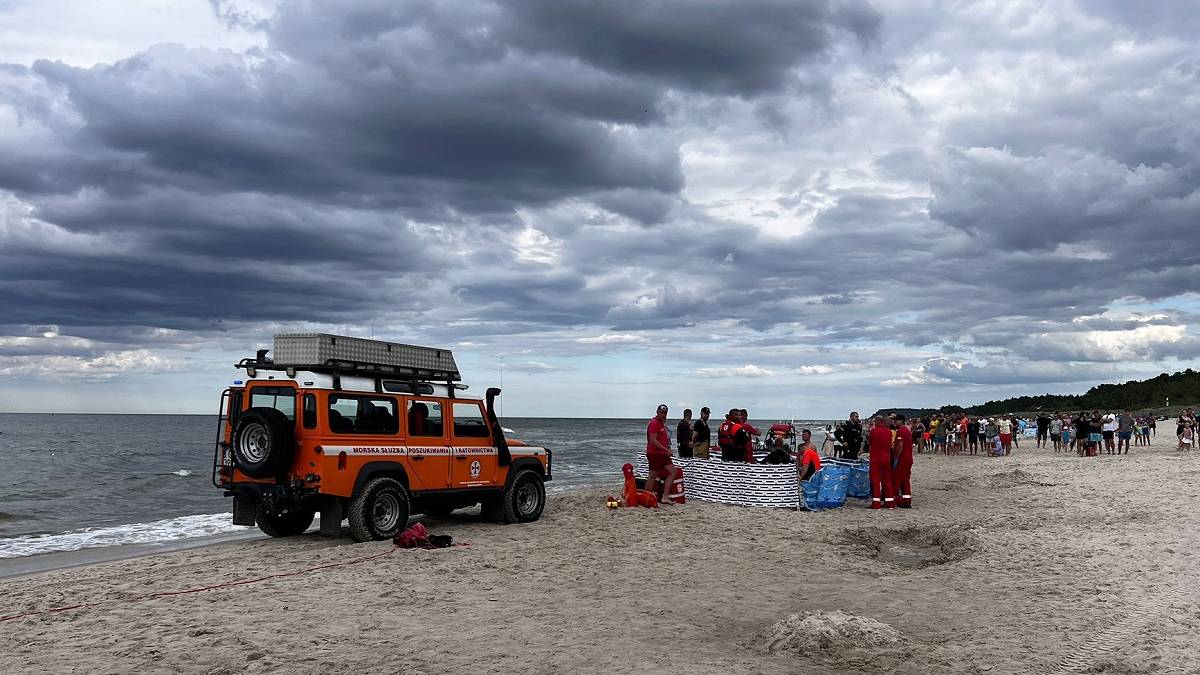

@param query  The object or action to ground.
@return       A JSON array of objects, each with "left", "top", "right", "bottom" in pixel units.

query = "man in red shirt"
[
  {"left": 738, "top": 409, "right": 760, "bottom": 462},
  {"left": 892, "top": 414, "right": 915, "bottom": 508},
  {"left": 646, "top": 404, "right": 678, "bottom": 505},
  {"left": 795, "top": 429, "right": 822, "bottom": 480},
  {"left": 867, "top": 415, "right": 897, "bottom": 509}
]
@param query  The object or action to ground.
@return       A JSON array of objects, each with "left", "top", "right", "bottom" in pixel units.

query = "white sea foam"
[
  {"left": 0, "top": 513, "right": 251, "bottom": 559},
  {"left": 170, "top": 469, "right": 194, "bottom": 477}
]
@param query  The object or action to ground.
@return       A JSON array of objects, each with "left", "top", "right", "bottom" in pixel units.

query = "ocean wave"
[
  {"left": 169, "top": 469, "right": 194, "bottom": 477},
  {"left": 0, "top": 513, "right": 251, "bottom": 559}
]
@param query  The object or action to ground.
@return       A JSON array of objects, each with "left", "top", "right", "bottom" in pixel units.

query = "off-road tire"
[
  {"left": 348, "top": 477, "right": 410, "bottom": 542},
  {"left": 255, "top": 504, "right": 314, "bottom": 538},
  {"left": 231, "top": 407, "right": 295, "bottom": 478},
  {"left": 501, "top": 469, "right": 545, "bottom": 524}
]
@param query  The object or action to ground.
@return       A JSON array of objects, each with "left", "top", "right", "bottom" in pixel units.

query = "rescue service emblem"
[{"left": 470, "top": 460, "right": 482, "bottom": 478}]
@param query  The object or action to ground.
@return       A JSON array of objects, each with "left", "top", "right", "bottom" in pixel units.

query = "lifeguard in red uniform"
[
  {"left": 867, "top": 415, "right": 897, "bottom": 509},
  {"left": 892, "top": 414, "right": 914, "bottom": 508}
]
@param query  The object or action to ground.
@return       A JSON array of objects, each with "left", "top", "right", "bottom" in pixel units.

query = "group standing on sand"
[
  {"left": 644, "top": 404, "right": 823, "bottom": 505},
  {"left": 646, "top": 403, "right": 1190, "bottom": 508}
]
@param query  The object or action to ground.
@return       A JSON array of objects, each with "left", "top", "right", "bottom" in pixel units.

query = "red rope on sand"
[{"left": 0, "top": 546, "right": 398, "bottom": 623}]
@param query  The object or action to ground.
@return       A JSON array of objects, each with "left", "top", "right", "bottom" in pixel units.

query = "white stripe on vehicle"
[{"left": 322, "top": 445, "right": 547, "bottom": 457}]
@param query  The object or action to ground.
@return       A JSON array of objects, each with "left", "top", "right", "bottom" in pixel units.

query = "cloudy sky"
[{"left": 1, "top": 0, "right": 1198, "bottom": 418}]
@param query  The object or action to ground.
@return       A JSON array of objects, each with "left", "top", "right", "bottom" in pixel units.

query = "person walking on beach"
[
  {"left": 1050, "top": 414, "right": 1064, "bottom": 452},
  {"left": 1036, "top": 414, "right": 1051, "bottom": 448},
  {"left": 645, "top": 404, "right": 678, "bottom": 505},
  {"left": 1117, "top": 409, "right": 1134, "bottom": 455},
  {"left": 867, "top": 416, "right": 896, "bottom": 509},
  {"left": 677, "top": 408, "right": 694, "bottom": 459},
  {"left": 893, "top": 415, "right": 914, "bottom": 508},
  {"left": 692, "top": 407, "right": 711, "bottom": 459}
]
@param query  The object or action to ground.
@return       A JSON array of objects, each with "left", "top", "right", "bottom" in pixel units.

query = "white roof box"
[{"left": 272, "top": 333, "right": 460, "bottom": 381}]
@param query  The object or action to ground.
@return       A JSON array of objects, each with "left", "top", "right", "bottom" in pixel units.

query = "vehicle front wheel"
[
  {"left": 348, "top": 477, "right": 411, "bottom": 542},
  {"left": 501, "top": 469, "right": 545, "bottom": 524},
  {"left": 256, "top": 504, "right": 315, "bottom": 538}
]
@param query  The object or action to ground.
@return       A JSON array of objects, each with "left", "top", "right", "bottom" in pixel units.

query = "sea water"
[{"left": 0, "top": 414, "right": 832, "bottom": 559}]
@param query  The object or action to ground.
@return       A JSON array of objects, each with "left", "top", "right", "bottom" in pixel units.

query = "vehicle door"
[
  {"left": 321, "top": 393, "right": 404, "bottom": 489},
  {"left": 449, "top": 401, "right": 497, "bottom": 488},
  {"left": 404, "top": 398, "right": 451, "bottom": 489},
  {"left": 240, "top": 384, "right": 299, "bottom": 478}
]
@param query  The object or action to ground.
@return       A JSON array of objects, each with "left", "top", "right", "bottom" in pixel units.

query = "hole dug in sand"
[
  {"left": 755, "top": 610, "right": 905, "bottom": 657},
  {"left": 939, "top": 469, "right": 1055, "bottom": 491},
  {"left": 843, "top": 525, "right": 980, "bottom": 569}
]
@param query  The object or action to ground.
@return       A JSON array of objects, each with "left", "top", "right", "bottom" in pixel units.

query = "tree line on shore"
[{"left": 875, "top": 368, "right": 1200, "bottom": 418}]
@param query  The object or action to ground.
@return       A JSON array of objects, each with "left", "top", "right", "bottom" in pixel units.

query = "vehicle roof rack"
[{"left": 235, "top": 333, "right": 462, "bottom": 386}]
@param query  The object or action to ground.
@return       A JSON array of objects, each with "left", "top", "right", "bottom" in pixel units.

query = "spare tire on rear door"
[{"left": 231, "top": 407, "right": 295, "bottom": 478}]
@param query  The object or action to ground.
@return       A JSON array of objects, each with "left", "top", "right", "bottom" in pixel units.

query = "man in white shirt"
[
  {"left": 997, "top": 416, "right": 1013, "bottom": 454},
  {"left": 1102, "top": 413, "right": 1117, "bottom": 454}
]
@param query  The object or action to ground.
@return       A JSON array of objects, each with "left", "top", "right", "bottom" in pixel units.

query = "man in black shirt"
[
  {"left": 1073, "top": 413, "right": 1090, "bottom": 456},
  {"left": 676, "top": 408, "right": 694, "bottom": 458},
  {"left": 1036, "top": 414, "right": 1051, "bottom": 448},
  {"left": 691, "top": 407, "right": 712, "bottom": 459},
  {"left": 835, "top": 411, "right": 863, "bottom": 460}
]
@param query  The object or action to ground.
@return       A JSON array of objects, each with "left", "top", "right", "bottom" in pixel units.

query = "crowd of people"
[
  {"left": 644, "top": 402, "right": 1193, "bottom": 508},
  {"left": 834, "top": 410, "right": 1159, "bottom": 459}
]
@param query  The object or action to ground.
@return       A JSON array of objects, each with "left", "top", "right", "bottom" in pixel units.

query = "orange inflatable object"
[{"left": 621, "top": 463, "right": 658, "bottom": 508}]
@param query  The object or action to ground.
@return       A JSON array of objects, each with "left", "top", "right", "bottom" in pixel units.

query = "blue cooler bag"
[
  {"left": 848, "top": 461, "right": 870, "bottom": 499},
  {"left": 801, "top": 470, "right": 823, "bottom": 510},
  {"left": 811, "top": 461, "right": 849, "bottom": 504}
]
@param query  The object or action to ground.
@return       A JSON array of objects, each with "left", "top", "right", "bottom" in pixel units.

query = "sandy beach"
[{"left": 3, "top": 433, "right": 1199, "bottom": 674}]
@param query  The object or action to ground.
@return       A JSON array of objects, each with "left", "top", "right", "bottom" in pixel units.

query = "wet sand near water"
[{"left": 2, "top": 434, "right": 1198, "bottom": 674}]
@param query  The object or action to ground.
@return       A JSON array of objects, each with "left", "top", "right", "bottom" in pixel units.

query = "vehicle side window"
[
  {"left": 328, "top": 395, "right": 398, "bottom": 435},
  {"left": 302, "top": 394, "right": 317, "bottom": 429},
  {"left": 452, "top": 402, "right": 489, "bottom": 438},
  {"left": 250, "top": 387, "right": 296, "bottom": 420},
  {"left": 406, "top": 400, "right": 443, "bottom": 437}
]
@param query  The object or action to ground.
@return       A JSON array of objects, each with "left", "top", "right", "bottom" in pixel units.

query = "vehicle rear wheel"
[
  {"left": 501, "top": 469, "right": 545, "bottom": 524},
  {"left": 348, "top": 477, "right": 410, "bottom": 542},
  {"left": 256, "top": 504, "right": 314, "bottom": 538},
  {"left": 231, "top": 408, "right": 295, "bottom": 478}
]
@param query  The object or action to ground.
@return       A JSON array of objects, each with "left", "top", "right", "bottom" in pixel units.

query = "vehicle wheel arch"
[
  {"left": 505, "top": 457, "right": 544, "bottom": 485},
  {"left": 351, "top": 462, "right": 411, "bottom": 499}
]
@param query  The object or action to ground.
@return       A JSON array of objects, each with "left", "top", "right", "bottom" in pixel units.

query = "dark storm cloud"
[
  {"left": 1, "top": 0, "right": 1198, "bottom": 399},
  {"left": 501, "top": 0, "right": 880, "bottom": 96},
  {"left": 0, "top": 0, "right": 880, "bottom": 342}
]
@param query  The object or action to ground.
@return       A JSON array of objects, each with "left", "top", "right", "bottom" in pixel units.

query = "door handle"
[
  {"left": 412, "top": 456, "right": 424, "bottom": 461},
  {"left": 455, "top": 456, "right": 467, "bottom": 460}
]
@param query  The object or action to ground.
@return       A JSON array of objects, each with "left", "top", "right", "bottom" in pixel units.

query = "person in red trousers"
[
  {"left": 892, "top": 414, "right": 914, "bottom": 508},
  {"left": 867, "top": 415, "right": 897, "bottom": 509}
]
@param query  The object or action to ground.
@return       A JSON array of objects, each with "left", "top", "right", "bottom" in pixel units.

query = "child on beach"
[{"left": 1180, "top": 424, "right": 1194, "bottom": 453}]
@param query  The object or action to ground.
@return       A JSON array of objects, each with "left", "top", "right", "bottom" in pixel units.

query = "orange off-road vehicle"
[{"left": 212, "top": 334, "right": 551, "bottom": 541}]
